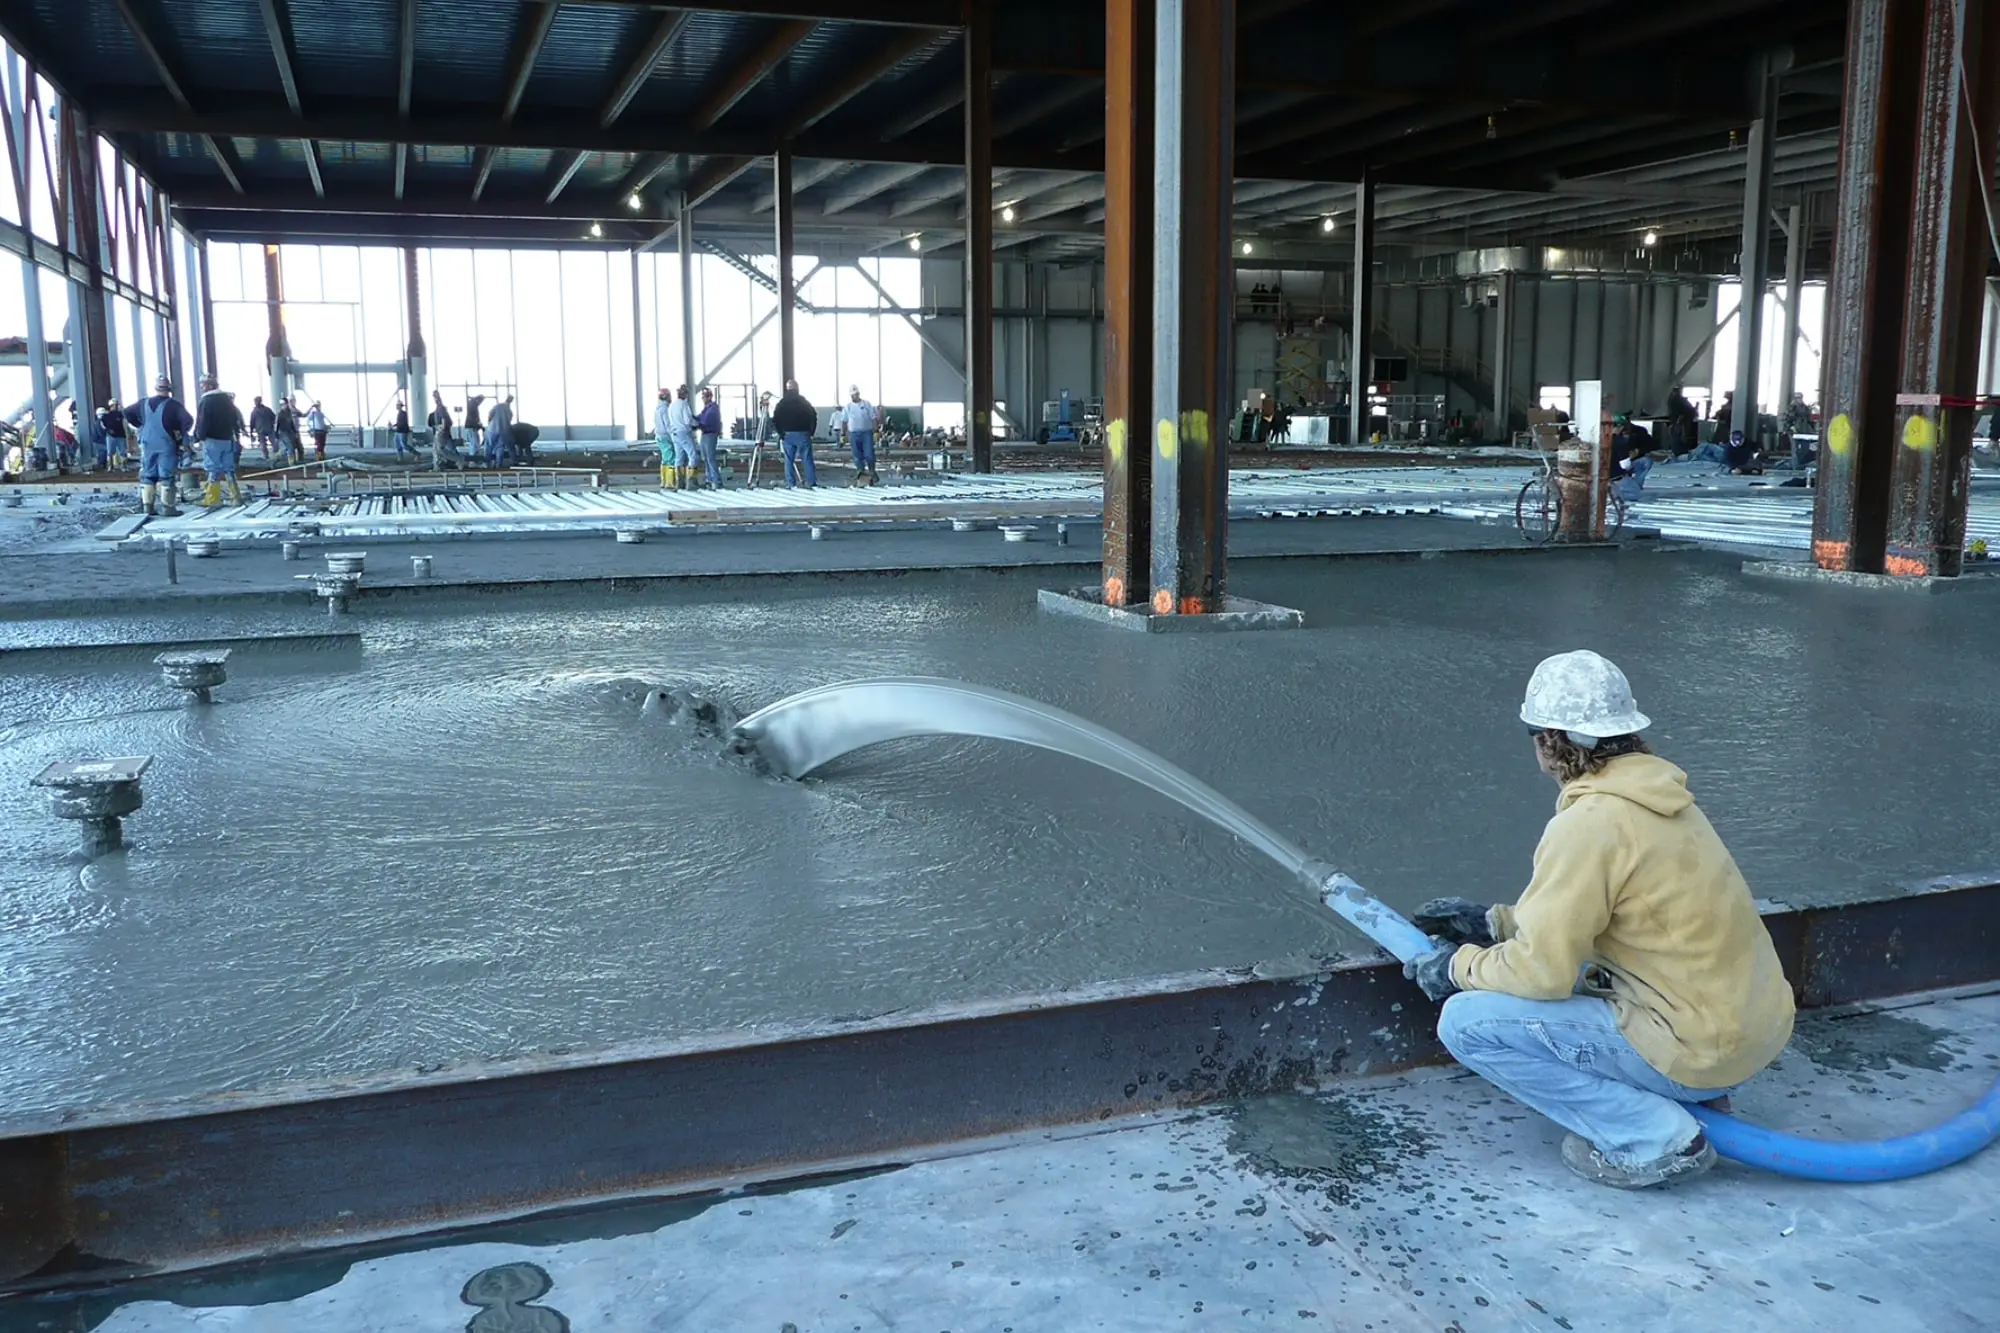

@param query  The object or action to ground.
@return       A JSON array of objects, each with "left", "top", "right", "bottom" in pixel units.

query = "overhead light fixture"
[
  {"left": 1642, "top": 230, "right": 1659, "bottom": 248},
  {"left": 908, "top": 233, "right": 922, "bottom": 251},
  {"left": 1001, "top": 204, "right": 1016, "bottom": 222},
  {"left": 1321, "top": 216, "right": 1336, "bottom": 234},
  {"left": 589, "top": 221, "right": 603, "bottom": 238},
  {"left": 626, "top": 192, "right": 643, "bottom": 211},
  {"left": 1240, "top": 240, "right": 1254, "bottom": 256}
]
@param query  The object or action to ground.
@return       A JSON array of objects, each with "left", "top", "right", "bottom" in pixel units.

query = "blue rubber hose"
[{"left": 1353, "top": 890, "right": 2000, "bottom": 1183}]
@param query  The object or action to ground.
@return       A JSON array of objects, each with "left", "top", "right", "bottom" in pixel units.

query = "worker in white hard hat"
[{"left": 1402, "top": 649, "right": 1795, "bottom": 1190}]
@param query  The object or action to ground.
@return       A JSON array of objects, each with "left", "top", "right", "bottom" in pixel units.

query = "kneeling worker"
[{"left": 1404, "top": 650, "right": 1794, "bottom": 1189}]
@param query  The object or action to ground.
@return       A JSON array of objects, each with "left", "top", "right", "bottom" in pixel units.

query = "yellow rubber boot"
[
  {"left": 139, "top": 483, "right": 156, "bottom": 515},
  {"left": 201, "top": 481, "right": 222, "bottom": 508},
  {"left": 226, "top": 478, "right": 243, "bottom": 506},
  {"left": 660, "top": 463, "right": 672, "bottom": 488}
]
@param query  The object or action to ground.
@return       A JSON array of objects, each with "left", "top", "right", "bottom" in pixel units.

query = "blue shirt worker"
[
  {"left": 665, "top": 386, "right": 698, "bottom": 489},
  {"left": 651, "top": 387, "right": 675, "bottom": 488},
  {"left": 124, "top": 375, "right": 194, "bottom": 517},
  {"left": 694, "top": 388, "right": 724, "bottom": 489},
  {"left": 840, "top": 387, "right": 880, "bottom": 486},
  {"left": 192, "top": 376, "right": 247, "bottom": 508}
]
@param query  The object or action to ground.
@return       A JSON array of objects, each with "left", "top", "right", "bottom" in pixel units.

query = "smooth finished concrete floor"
[
  {"left": 0, "top": 514, "right": 1537, "bottom": 615},
  {"left": 25, "top": 990, "right": 1999, "bottom": 1333}
]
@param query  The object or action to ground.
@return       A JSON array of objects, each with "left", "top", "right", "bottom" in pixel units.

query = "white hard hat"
[{"left": 1520, "top": 650, "right": 1650, "bottom": 743}]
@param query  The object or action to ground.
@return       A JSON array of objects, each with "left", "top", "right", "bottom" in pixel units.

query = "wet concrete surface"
[
  {"left": 26, "top": 991, "right": 2000, "bottom": 1333},
  {"left": 2, "top": 545, "right": 1997, "bottom": 1120},
  {"left": 0, "top": 515, "right": 1531, "bottom": 615}
]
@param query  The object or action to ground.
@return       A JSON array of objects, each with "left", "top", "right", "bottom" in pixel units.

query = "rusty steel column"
[
  {"left": 1148, "top": 0, "right": 1235, "bottom": 616},
  {"left": 1813, "top": 0, "right": 1928, "bottom": 572},
  {"left": 60, "top": 103, "right": 113, "bottom": 413},
  {"left": 403, "top": 245, "right": 428, "bottom": 432},
  {"left": 197, "top": 240, "right": 218, "bottom": 378},
  {"left": 773, "top": 151, "right": 796, "bottom": 386},
  {"left": 1348, "top": 171, "right": 1376, "bottom": 448},
  {"left": 1882, "top": 0, "right": 2000, "bottom": 576},
  {"left": 1100, "top": 0, "right": 1154, "bottom": 608},
  {"left": 963, "top": 1, "right": 995, "bottom": 473}
]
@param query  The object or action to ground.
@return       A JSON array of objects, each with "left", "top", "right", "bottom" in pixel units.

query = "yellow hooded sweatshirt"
[{"left": 1450, "top": 752, "right": 1794, "bottom": 1089}]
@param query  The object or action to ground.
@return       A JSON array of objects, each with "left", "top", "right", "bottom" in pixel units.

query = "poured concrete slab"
[
  {"left": 1742, "top": 559, "right": 2000, "bottom": 592},
  {"left": 54, "top": 990, "right": 2000, "bottom": 1333}
]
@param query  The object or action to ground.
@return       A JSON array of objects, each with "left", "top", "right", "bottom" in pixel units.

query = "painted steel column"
[
  {"left": 630, "top": 250, "right": 646, "bottom": 435},
  {"left": 678, "top": 194, "right": 697, "bottom": 391},
  {"left": 773, "top": 152, "right": 795, "bottom": 386},
  {"left": 1148, "top": 0, "right": 1234, "bottom": 615},
  {"left": 196, "top": 240, "right": 218, "bottom": 379},
  {"left": 4, "top": 53, "right": 50, "bottom": 443},
  {"left": 1776, "top": 204, "right": 1805, "bottom": 414},
  {"left": 1493, "top": 271, "right": 1514, "bottom": 439},
  {"left": 1982, "top": 279, "right": 2000, "bottom": 398},
  {"left": 264, "top": 242, "right": 291, "bottom": 407},
  {"left": 964, "top": 2, "right": 995, "bottom": 473},
  {"left": 1883, "top": 0, "right": 2000, "bottom": 577},
  {"left": 157, "top": 202, "right": 184, "bottom": 399},
  {"left": 403, "top": 246, "right": 428, "bottom": 436},
  {"left": 1813, "top": 0, "right": 1928, "bottom": 572},
  {"left": 1348, "top": 171, "right": 1376, "bottom": 448},
  {"left": 182, "top": 235, "right": 206, "bottom": 379},
  {"left": 1732, "top": 57, "right": 1779, "bottom": 445},
  {"left": 1100, "top": 0, "right": 1154, "bottom": 608}
]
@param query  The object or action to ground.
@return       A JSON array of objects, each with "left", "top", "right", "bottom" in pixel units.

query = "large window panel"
[
  {"left": 423, "top": 248, "right": 480, "bottom": 404},
  {"left": 473, "top": 249, "right": 515, "bottom": 394},
  {"left": 559, "top": 249, "right": 614, "bottom": 428},
  {"left": 511, "top": 250, "right": 565, "bottom": 429},
  {"left": 608, "top": 251, "right": 638, "bottom": 436}
]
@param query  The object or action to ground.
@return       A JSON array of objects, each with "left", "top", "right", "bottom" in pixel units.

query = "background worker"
[
  {"left": 275, "top": 396, "right": 304, "bottom": 465},
  {"left": 428, "top": 390, "right": 458, "bottom": 469},
  {"left": 665, "top": 385, "right": 698, "bottom": 488},
  {"left": 124, "top": 374, "right": 193, "bottom": 517},
  {"left": 99, "top": 398, "right": 130, "bottom": 471},
  {"left": 1403, "top": 650, "right": 1794, "bottom": 1190},
  {"left": 840, "top": 386, "right": 880, "bottom": 486},
  {"left": 652, "top": 387, "right": 675, "bottom": 487},
  {"left": 771, "top": 379, "right": 818, "bottom": 488},
  {"left": 486, "top": 394, "right": 515, "bottom": 467},
  {"left": 694, "top": 387, "right": 724, "bottom": 489},
  {"left": 305, "top": 401, "right": 330, "bottom": 460},
  {"left": 249, "top": 395, "right": 276, "bottom": 461},
  {"left": 392, "top": 395, "right": 412, "bottom": 461},
  {"left": 192, "top": 373, "right": 246, "bottom": 508}
]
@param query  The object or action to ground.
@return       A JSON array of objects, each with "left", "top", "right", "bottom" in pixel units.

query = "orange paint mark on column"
[
  {"left": 1813, "top": 539, "right": 1850, "bottom": 570},
  {"left": 1152, "top": 588, "right": 1174, "bottom": 615},
  {"left": 1102, "top": 576, "right": 1126, "bottom": 607},
  {"left": 1884, "top": 552, "right": 1932, "bottom": 577}
]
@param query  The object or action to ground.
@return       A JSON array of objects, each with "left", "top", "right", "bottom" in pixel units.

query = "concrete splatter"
[
  {"left": 1222, "top": 1090, "right": 1435, "bottom": 1206},
  {"left": 1789, "top": 1009, "right": 1965, "bottom": 1078}
]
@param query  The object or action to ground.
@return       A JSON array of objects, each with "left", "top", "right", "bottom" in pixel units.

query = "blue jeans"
[
  {"left": 849, "top": 429, "right": 875, "bottom": 472},
  {"left": 1438, "top": 990, "right": 1738, "bottom": 1168},
  {"left": 140, "top": 445, "right": 176, "bottom": 485},
  {"left": 393, "top": 431, "right": 410, "bottom": 457},
  {"left": 1612, "top": 455, "right": 1650, "bottom": 503},
  {"left": 1686, "top": 442, "right": 1727, "bottom": 465},
  {"left": 698, "top": 433, "right": 722, "bottom": 486},
  {"left": 672, "top": 434, "right": 699, "bottom": 468},
  {"left": 201, "top": 439, "right": 236, "bottom": 478},
  {"left": 781, "top": 432, "right": 816, "bottom": 487}
]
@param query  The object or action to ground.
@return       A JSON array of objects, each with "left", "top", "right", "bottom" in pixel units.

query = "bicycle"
[{"left": 1515, "top": 453, "right": 1628, "bottom": 545}]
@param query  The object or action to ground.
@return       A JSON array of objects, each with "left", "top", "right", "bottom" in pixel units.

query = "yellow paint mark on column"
[
  {"left": 1902, "top": 413, "right": 1938, "bottom": 452},
  {"left": 1106, "top": 418, "right": 1126, "bottom": 464},
  {"left": 1179, "top": 410, "right": 1210, "bottom": 449},
  {"left": 1827, "top": 413, "right": 1855, "bottom": 458},
  {"left": 1156, "top": 419, "right": 1178, "bottom": 461}
]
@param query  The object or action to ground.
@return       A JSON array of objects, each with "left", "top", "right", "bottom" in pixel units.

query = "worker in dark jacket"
[
  {"left": 192, "top": 374, "right": 247, "bottom": 507},
  {"left": 770, "top": 379, "right": 818, "bottom": 488},
  {"left": 248, "top": 396, "right": 277, "bottom": 460},
  {"left": 123, "top": 375, "right": 194, "bottom": 517}
]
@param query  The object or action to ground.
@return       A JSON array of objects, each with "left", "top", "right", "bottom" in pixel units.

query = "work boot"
[
  {"left": 226, "top": 478, "right": 243, "bottom": 506},
  {"left": 1561, "top": 1133, "right": 1716, "bottom": 1190},
  {"left": 201, "top": 481, "right": 222, "bottom": 508},
  {"left": 659, "top": 464, "right": 672, "bottom": 489},
  {"left": 139, "top": 483, "right": 156, "bottom": 516}
]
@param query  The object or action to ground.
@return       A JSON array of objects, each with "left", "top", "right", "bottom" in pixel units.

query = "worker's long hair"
[{"left": 1533, "top": 730, "right": 1651, "bottom": 786}]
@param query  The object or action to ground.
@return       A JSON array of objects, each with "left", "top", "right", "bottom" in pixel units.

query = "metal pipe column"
[
  {"left": 1100, "top": 0, "right": 1154, "bottom": 609},
  {"left": 629, "top": 250, "right": 646, "bottom": 434},
  {"left": 773, "top": 150, "right": 795, "bottom": 386},
  {"left": 182, "top": 234, "right": 207, "bottom": 380},
  {"left": 678, "top": 194, "right": 696, "bottom": 391},
  {"left": 1148, "top": 0, "right": 1235, "bottom": 615},
  {"left": 196, "top": 239, "right": 218, "bottom": 379},
  {"left": 59, "top": 104, "right": 112, "bottom": 413},
  {"left": 1493, "top": 271, "right": 1514, "bottom": 440},
  {"left": 1813, "top": 0, "right": 1928, "bottom": 572},
  {"left": 1348, "top": 171, "right": 1375, "bottom": 448},
  {"left": 263, "top": 243, "right": 290, "bottom": 407},
  {"left": 1776, "top": 204, "right": 1805, "bottom": 415},
  {"left": 403, "top": 246, "right": 427, "bottom": 434},
  {"left": 1883, "top": 0, "right": 2000, "bottom": 577},
  {"left": 1982, "top": 279, "right": 2000, "bottom": 398},
  {"left": 1732, "top": 56, "right": 1780, "bottom": 446},
  {"left": 964, "top": 2, "right": 995, "bottom": 473}
]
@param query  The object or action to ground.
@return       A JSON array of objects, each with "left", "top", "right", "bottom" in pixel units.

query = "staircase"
[{"left": 698, "top": 242, "right": 817, "bottom": 313}]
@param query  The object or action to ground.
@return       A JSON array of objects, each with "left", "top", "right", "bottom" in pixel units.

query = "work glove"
[
  {"left": 1411, "top": 896, "right": 1494, "bottom": 947},
  {"left": 1403, "top": 942, "right": 1461, "bottom": 1003}
]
